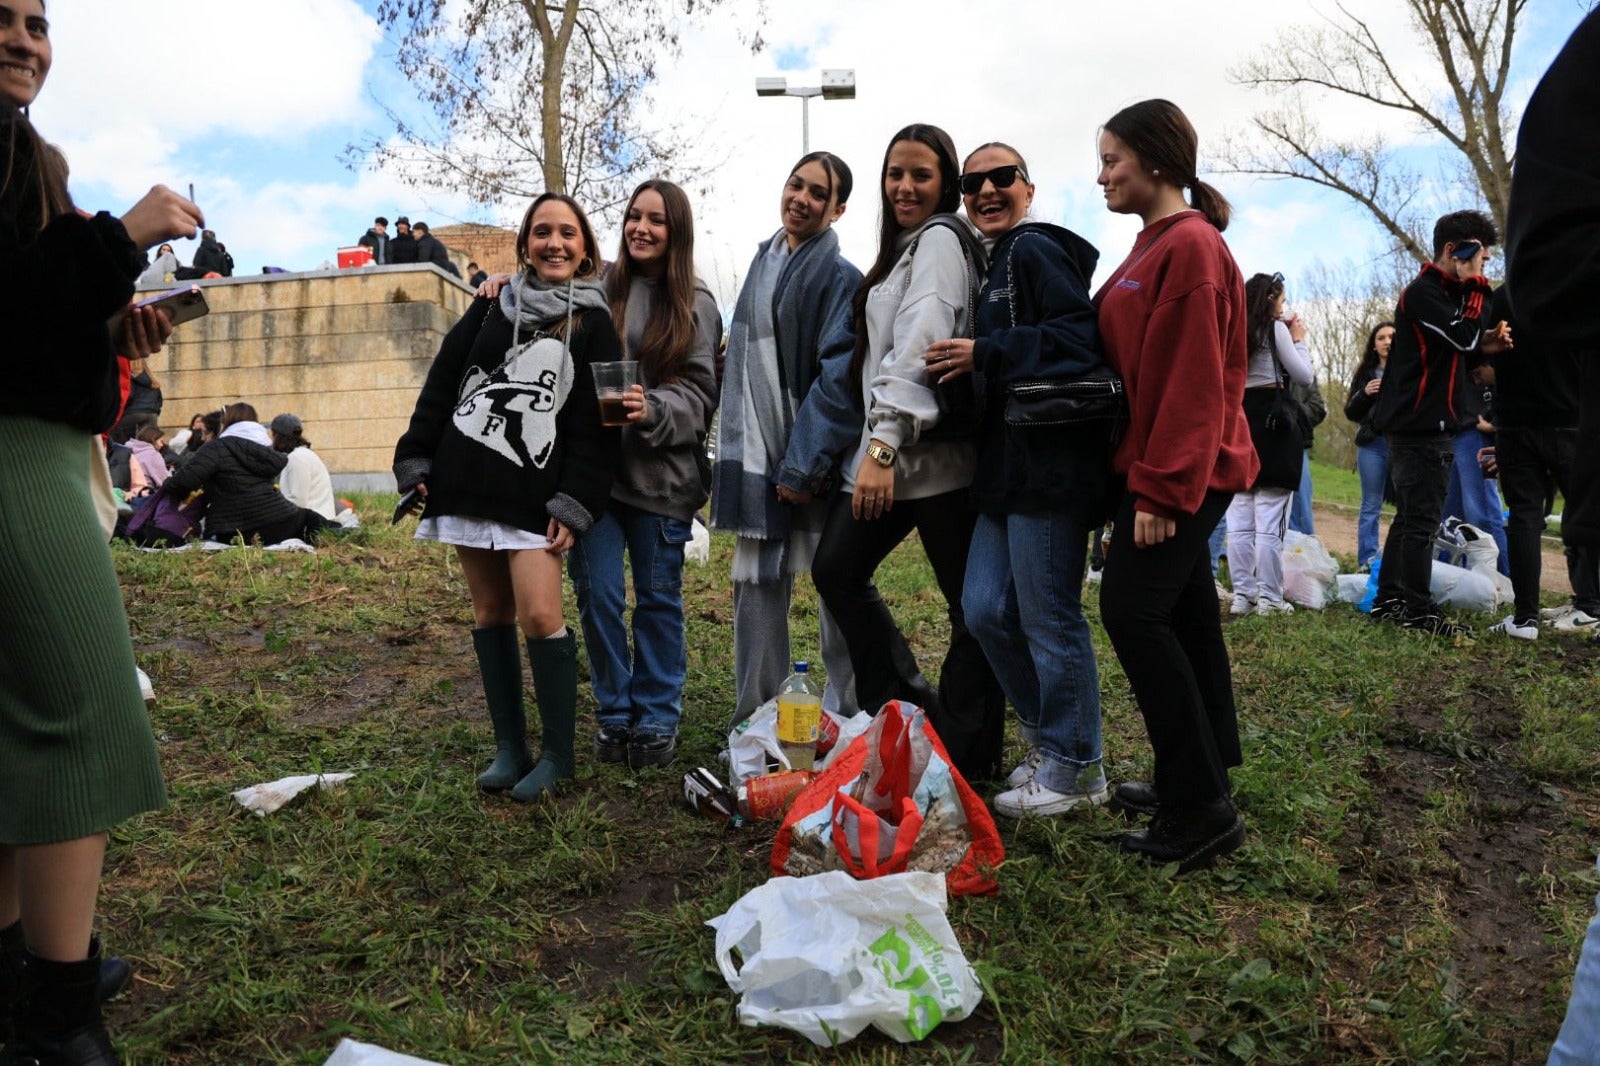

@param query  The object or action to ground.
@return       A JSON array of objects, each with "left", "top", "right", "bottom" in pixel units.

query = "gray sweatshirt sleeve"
[
  {"left": 635, "top": 289, "right": 721, "bottom": 448},
  {"left": 867, "top": 226, "right": 966, "bottom": 450},
  {"left": 1273, "top": 320, "right": 1314, "bottom": 385}
]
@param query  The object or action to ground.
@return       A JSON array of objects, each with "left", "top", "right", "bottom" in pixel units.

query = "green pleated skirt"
[{"left": 0, "top": 416, "right": 167, "bottom": 844}]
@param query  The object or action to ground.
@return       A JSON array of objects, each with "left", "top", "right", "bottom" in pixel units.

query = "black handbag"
[
  {"left": 1003, "top": 368, "right": 1127, "bottom": 431},
  {"left": 1264, "top": 370, "right": 1315, "bottom": 440}
]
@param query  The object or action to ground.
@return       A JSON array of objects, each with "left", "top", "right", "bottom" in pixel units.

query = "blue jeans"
[
  {"left": 963, "top": 510, "right": 1101, "bottom": 792},
  {"left": 1443, "top": 427, "right": 1510, "bottom": 575},
  {"left": 1289, "top": 450, "right": 1315, "bottom": 535},
  {"left": 1207, "top": 516, "right": 1227, "bottom": 579},
  {"left": 1550, "top": 854, "right": 1600, "bottom": 1064},
  {"left": 568, "top": 503, "right": 691, "bottom": 737},
  {"left": 1356, "top": 438, "right": 1389, "bottom": 567}
]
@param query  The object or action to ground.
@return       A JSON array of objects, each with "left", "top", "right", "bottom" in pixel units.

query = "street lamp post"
[{"left": 755, "top": 70, "right": 856, "bottom": 154}]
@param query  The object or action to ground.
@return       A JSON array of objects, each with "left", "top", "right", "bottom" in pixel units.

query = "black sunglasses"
[{"left": 959, "top": 165, "right": 1029, "bottom": 196}]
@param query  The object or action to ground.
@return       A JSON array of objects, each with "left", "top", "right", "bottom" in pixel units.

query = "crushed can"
[{"left": 737, "top": 769, "right": 815, "bottom": 821}]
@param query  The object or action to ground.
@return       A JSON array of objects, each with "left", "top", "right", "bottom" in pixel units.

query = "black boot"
[
  {"left": 1, "top": 920, "right": 21, "bottom": 1046},
  {"left": 510, "top": 632, "right": 578, "bottom": 803},
  {"left": 2, "top": 926, "right": 129, "bottom": 1048},
  {"left": 471, "top": 625, "right": 534, "bottom": 792},
  {"left": 1120, "top": 795, "right": 1245, "bottom": 873},
  {"left": 1109, "top": 780, "right": 1159, "bottom": 819},
  {"left": 6, "top": 942, "right": 118, "bottom": 1065}
]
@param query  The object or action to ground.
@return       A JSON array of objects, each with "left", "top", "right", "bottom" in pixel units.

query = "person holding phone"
[
  {"left": 1367, "top": 210, "right": 1511, "bottom": 636},
  {"left": 0, "top": 0, "right": 205, "bottom": 1058},
  {"left": 393, "top": 193, "right": 621, "bottom": 802}
]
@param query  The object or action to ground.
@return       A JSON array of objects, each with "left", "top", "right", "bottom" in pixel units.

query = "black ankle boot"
[
  {"left": 7, "top": 942, "right": 119, "bottom": 1065},
  {"left": 1120, "top": 795, "right": 1245, "bottom": 873},
  {"left": 1, "top": 920, "right": 22, "bottom": 1046},
  {"left": 1109, "top": 781, "right": 1159, "bottom": 818}
]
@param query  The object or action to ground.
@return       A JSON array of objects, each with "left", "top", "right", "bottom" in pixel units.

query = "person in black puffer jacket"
[{"left": 163, "top": 401, "right": 334, "bottom": 544}]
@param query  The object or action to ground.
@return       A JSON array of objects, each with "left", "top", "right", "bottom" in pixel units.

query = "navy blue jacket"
[{"left": 970, "top": 222, "right": 1111, "bottom": 515}]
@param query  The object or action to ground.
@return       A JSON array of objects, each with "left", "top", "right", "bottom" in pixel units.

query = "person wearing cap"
[
  {"left": 269, "top": 413, "right": 336, "bottom": 519},
  {"left": 389, "top": 216, "right": 418, "bottom": 265},
  {"left": 358, "top": 216, "right": 389, "bottom": 264}
]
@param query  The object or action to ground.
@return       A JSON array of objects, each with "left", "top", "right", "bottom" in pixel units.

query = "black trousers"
[
  {"left": 1377, "top": 434, "right": 1454, "bottom": 610},
  {"left": 1571, "top": 357, "right": 1600, "bottom": 547},
  {"left": 1496, "top": 426, "right": 1600, "bottom": 619},
  {"left": 1100, "top": 489, "right": 1240, "bottom": 808},
  {"left": 812, "top": 486, "right": 1007, "bottom": 782}
]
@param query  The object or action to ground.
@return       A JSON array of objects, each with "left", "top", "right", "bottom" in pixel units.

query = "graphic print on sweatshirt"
[{"left": 453, "top": 336, "right": 574, "bottom": 469}]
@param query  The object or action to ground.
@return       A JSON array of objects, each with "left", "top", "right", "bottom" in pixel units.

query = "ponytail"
[{"left": 1189, "top": 179, "right": 1231, "bottom": 233}]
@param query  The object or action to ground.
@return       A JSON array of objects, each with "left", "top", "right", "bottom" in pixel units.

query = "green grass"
[
  {"left": 1307, "top": 457, "right": 1368, "bottom": 511},
  {"left": 99, "top": 492, "right": 1599, "bottom": 1063}
]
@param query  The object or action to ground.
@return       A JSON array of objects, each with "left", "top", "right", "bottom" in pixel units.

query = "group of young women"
[{"left": 391, "top": 97, "right": 1257, "bottom": 877}]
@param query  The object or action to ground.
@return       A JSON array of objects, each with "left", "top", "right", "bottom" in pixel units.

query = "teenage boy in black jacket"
[{"left": 1369, "top": 210, "right": 1512, "bottom": 635}]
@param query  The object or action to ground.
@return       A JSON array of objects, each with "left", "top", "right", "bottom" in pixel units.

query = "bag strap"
[
  {"left": 901, "top": 223, "right": 981, "bottom": 341},
  {"left": 829, "top": 795, "right": 924, "bottom": 879}
]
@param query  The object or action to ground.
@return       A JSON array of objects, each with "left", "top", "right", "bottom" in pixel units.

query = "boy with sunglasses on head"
[{"left": 1368, "top": 209, "right": 1513, "bottom": 635}]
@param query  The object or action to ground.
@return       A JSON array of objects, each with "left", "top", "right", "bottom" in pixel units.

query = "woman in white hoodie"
[{"left": 811, "top": 123, "right": 1005, "bottom": 782}]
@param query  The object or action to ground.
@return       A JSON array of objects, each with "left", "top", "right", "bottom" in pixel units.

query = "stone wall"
[{"left": 145, "top": 264, "right": 475, "bottom": 490}]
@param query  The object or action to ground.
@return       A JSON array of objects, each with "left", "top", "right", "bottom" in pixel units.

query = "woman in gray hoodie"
[
  {"left": 811, "top": 124, "right": 1005, "bottom": 782},
  {"left": 569, "top": 180, "right": 720, "bottom": 769}
]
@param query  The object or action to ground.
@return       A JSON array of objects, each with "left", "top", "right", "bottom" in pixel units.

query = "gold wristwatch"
[{"left": 866, "top": 441, "right": 897, "bottom": 467}]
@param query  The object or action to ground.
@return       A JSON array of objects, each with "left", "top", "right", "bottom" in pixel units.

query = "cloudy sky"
[{"left": 35, "top": 0, "right": 1590, "bottom": 322}]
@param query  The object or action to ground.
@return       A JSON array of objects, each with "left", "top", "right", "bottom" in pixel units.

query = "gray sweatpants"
[{"left": 731, "top": 572, "right": 859, "bottom": 729}]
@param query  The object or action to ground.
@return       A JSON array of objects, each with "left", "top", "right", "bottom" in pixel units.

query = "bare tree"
[
  {"left": 1221, "top": 0, "right": 1528, "bottom": 263},
  {"left": 349, "top": 0, "right": 765, "bottom": 221}
]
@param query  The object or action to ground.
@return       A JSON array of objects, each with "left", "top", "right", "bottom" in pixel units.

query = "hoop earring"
[{"left": 579, "top": 257, "right": 594, "bottom": 275}]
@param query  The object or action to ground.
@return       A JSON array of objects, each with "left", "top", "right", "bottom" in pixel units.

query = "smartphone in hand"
[
  {"left": 391, "top": 488, "right": 422, "bottom": 525},
  {"left": 136, "top": 285, "right": 209, "bottom": 326}
]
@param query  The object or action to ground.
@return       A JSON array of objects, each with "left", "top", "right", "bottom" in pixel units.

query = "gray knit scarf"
[{"left": 498, "top": 270, "right": 609, "bottom": 342}]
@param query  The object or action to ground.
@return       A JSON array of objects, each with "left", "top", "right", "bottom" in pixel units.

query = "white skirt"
[{"left": 416, "top": 514, "right": 552, "bottom": 551}]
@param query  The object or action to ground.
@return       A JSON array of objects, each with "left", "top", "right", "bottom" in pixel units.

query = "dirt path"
[{"left": 1310, "top": 502, "right": 1572, "bottom": 595}]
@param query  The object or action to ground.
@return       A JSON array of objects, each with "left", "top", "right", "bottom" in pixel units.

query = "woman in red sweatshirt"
[{"left": 1093, "top": 99, "right": 1257, "bottom": 873}]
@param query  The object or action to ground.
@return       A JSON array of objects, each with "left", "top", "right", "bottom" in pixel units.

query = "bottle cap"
[{"left": 793, "top": 661, "right": 809, "bottom": 672}]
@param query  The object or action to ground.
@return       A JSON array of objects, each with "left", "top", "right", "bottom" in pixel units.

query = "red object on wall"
[{"left": 337, "top": 246, "right": 374, "bottom": 269}]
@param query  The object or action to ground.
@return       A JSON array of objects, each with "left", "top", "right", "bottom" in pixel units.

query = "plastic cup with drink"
[{"left": 591, "top": 361, "right": 639, "bottom": 426}]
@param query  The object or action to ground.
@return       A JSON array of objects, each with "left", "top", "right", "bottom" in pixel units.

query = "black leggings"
[
  {"left": 1100, "top": 490, "right": 1240, "bottom": 807},
  {"left": 812, "top": 487, "right": 1007, "bottom": 781}
]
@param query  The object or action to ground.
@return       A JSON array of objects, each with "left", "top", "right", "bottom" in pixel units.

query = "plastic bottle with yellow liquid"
[{"left": 775, "top": 661, "right": 823, "bottom": 771}]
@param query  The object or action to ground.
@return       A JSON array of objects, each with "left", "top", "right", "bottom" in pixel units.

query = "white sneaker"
[
  {"left": 136, "top": 666, "right": 156, "bottom": 708},
  {"left": 1489, "top": 615, "right": 1538, "bottom": 641},
  {"left": 1551, "top": 608, "right": 1599, "bottom": 632},
  {"left": 1255, "top": 599, "right": 1295, "bottom": 616},
  {"left": 1229, "top": 594, "right": 1254, "bottom": 616},
  {"left": 1005, "top": 749, "right": 1043, "bottom": 789},
  {"left": 993, "top": 775, "right": 1109, "bottom": 818}
]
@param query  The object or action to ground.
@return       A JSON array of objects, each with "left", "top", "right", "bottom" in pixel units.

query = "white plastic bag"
[
  {"left": 1434, "top": 518, "right": 1499, "bottom": 576},
  {"left": 686, "top": 515, "right": 711, "bottom": 565},
  {"left": 1430, "top": 560, "right": 1500, "bottom": 613},
  {"left": 727, "top": 701, "right": 871, "bottom": 786},
  {"left": 232, "top": 773, "right": 354, "bottom": 817},
  {"left": 323, "top": 1039, "right": 446, "bottom": 1066},
  {"left": 1335, "top": 573, "right": 1369, "bottom": 605},
  {"left": 707, "top": 870, "right": 983, "bottom": 1046},
  {"left": 1282, "top": 531, "right": 1338, "bottom": 610}
]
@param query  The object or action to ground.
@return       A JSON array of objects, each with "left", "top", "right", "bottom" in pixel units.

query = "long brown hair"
[
  {"left": 606, "top": 179, "right": 698, "bottom": 386},
  {"left": 1103, "top": 99, "right": 1231, "bottom": 231},
  {"left": 849, "top": 124, "right": 963, "bottom": 382},
  {"left": 1, "top": 114, "right": 73, "bottom": 239},
  {"left": 1244, "top": 272, "right": 1284, "bottom": 357},
  {"left": 221, "top": 401, "right": 258, "bottom": 428}
]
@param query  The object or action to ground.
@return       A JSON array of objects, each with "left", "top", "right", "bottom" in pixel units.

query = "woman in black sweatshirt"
[{"left": 394, "top": 192, "right": 621, "bottom": 803}]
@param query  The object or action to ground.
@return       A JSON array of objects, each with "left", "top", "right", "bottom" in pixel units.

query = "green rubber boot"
[
  {"left": 509, "top": 631, "right": 578, "bottom": 803},
  {"left": 471, "top": 624, "right": 534, "bottom": 792}
]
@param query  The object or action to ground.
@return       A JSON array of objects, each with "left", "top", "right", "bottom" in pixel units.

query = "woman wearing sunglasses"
[
  {"left": 930, "top": 142, "right": 1113, "bottom": 816},
  {"left": 710, "top": 151, "right": 863, "bottom": 728},
  {"left": 1093, "top": 99, "right": 1255, "bottom": 872},
  {"left": 811, "top": 124, "right": 1005, "bottom": 783},
  {"left": 1225, "top": 271, "right": 1314, "bottom": 616}
]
